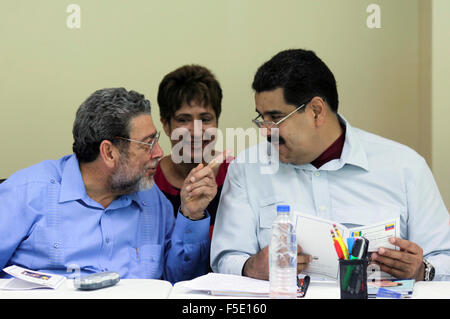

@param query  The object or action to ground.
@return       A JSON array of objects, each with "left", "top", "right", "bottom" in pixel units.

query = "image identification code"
[{"left": 181, "top": 303, "right": 267, "bottom": 316}]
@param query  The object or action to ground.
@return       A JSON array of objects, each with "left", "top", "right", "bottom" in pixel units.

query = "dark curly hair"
[
  {"left": 252, "top": 49, "right": 339, "bottom": 112},
  {"left": 157, "top": 65, "right": 222, "bottom": 122},
  {"left": 72, "top": 87, "right": 151, "bottom": 163}
]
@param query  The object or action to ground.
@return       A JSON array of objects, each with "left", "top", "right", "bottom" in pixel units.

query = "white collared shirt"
[{"left": 211, "top": 117, "right": 450, "bottom": 280}]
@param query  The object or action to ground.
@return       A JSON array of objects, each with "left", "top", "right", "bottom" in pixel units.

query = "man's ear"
[
  {"left": 99, "top": 140, "right": 119, "bottom": 169},
  {"left": 309, "top": 96, "right": 327, "bottom": 127}
]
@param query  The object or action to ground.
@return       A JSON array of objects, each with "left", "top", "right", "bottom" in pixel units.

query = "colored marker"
[
  {"left": 333, "top": 224, "right": 349, "bottom": 260},
  {"left": 330, "top": 230, "right": 345, "bottom": 260}
]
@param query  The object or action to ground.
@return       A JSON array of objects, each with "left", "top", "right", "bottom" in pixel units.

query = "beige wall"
[
  {"left": 431, "top": 0, "right": 450, "bottom": 209},
  {"left": 0, "top": 0, "right": 447, "bottom": 206}
]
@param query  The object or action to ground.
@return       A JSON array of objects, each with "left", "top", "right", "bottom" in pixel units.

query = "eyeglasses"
[
  {"left": 114, "top": 131, "right": 160, "bottom": 155},
  {"left": 252, "top": 103, "right": 306, "bottom": 129}
]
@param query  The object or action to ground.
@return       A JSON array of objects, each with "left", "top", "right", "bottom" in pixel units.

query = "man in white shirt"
[{"left": 210, "top": 49, "right": 450, "bottom": 281}]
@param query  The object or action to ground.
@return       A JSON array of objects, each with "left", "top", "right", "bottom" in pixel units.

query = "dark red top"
[
  {"left": 154, "top": 159, "right": 231, "bottom": 239},
  {"left": 311, "top": 126, "right": 346, "bottom": 169}
]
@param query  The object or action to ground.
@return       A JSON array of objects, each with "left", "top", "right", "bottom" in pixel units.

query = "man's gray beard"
[
  {"left": 137, "top": 175, "right": 154, "bottom": 192},
  {"left": 108, "top": 161, "right": 154, "bottom": 195}
]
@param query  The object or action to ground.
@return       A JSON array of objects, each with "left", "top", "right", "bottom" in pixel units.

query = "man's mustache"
[{"left": 267, "top": 135, "right": 285, "bottom": 145}]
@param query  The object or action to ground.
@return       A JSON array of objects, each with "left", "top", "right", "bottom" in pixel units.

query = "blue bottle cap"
[{"left": 276, "top": 205, "right": 290, "bottom": 212}]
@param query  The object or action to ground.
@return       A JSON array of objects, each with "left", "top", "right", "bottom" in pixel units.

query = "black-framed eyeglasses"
[
  {"left": 252, "top": 103, "right": 306, "bottom": 129},
  {"left": 114, "top": 131, "right": 160, "bottom": 155}
]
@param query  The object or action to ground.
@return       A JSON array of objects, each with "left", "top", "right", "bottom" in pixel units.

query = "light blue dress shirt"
[
  {"left": 211, "top": 118, "right": 450, "bottom": 281},
  {"left": 0, "top": 154, "right": 210, "bottom": 283}
]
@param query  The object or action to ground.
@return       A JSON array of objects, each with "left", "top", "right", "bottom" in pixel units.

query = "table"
[
  {"left": 0, "top": 279, "right": 173, "bottom": 299},
  {"left": 410, "top": 281, "right": 450, "bottom": 299},
  {"left": 1, "top": 279, "right": 449, "bottom": 299},
  {"left": 168, "top": 280, "right": 450, "bottom": 299},
  {"left": 168, "top": 280, "right": 340, "bottom": 299}
]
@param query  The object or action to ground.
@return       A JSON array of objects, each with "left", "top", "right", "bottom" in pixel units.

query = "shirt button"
[
  {"left": 53, "top": 243, "right": 59, "bottom": 249},
  {"left": 142, "top": 201, "right": 147, "bottom": 206},
  {"left": 314, "top": 172, "right": 321, "bottom": 177},
  {"left": 105, "top": 238, "right": 110, "bottom": 244},
  {"left": 50, "top": 179, "right": 56, "bottom": 184},
  {"left": 319, "top": 205, "right": 327, "bottom": 211}
]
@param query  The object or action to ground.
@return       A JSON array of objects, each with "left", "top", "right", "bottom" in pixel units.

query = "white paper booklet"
[
  {"left": 177, "top": 272, "right": 270, "bottom": 297},
  {"left": 1, "top": 265, "right": 66, "bottom": 290},
  {"left": 294, "top": 212, "right": 400, "bottom": 279}
]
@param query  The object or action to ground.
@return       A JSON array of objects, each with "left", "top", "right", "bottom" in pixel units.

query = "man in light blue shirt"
[
  {"left": 0, "top": 88, "right": 217, "bottom": 283},
  {"left": 211, "top": 49, "right": 450, "bottom": 281}
]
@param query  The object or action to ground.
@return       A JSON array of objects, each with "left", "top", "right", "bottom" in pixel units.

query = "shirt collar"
[
  {"left": 58, "top": 154, "right": 144, "bottom": 208},
  {"left": 59, "top": 154, "right": 90, "bottom": 203},
  {"left": 338, "top": 115, "right": 369, "bottom": 171},
  {"left": 310, "top": 124, "right": 346, "bottom": 168},
  {"left": 286, "top": 114, "right": 369, "bottom": 172}
]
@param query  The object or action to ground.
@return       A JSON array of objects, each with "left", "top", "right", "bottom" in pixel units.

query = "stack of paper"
[
  {"left": 177, "top": 273, "right": 270, "bottom": 297},
  {"left": 0, "top": 265, "right": 66, "bottom": 290}
]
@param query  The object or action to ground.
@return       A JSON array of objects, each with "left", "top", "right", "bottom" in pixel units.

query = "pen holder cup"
[{"left": 339, "top": 259, "right": 368, "bottom": 299}]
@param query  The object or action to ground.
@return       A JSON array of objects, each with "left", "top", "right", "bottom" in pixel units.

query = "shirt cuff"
[
  {"left": 219, "top": 254, "right": 250, "bottom": 276},
  {"left": 427, "top": 254, "right": 450, "bottom": 281},
  {"left": 174, "top": 209, "right": 211, "bottom": 244}
]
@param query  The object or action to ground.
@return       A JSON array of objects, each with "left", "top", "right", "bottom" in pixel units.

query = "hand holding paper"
[
  {"left": 370, "top": 237, "right": 425, "bottom": 281},
  {"left": 295, "top": 212, "right": 401, "bottom": 279}
]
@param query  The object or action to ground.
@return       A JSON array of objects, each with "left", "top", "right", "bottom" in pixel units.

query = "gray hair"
[{"left": 72, "top": 87, "right": 151, "bottom": 163}]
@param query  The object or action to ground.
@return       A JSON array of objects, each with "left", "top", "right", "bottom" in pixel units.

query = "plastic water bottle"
[{"left": 269, "top": 205, "right": 298, "bottom": 299}]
